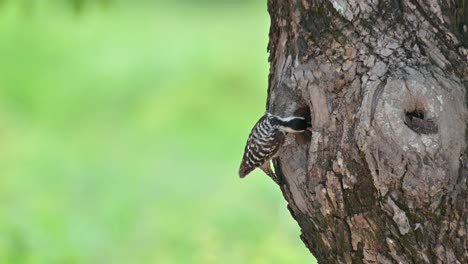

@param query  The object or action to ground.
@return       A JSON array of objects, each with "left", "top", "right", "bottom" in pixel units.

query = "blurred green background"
[{"left": 0, "top": 1, "right": 316, "bottom": 263}]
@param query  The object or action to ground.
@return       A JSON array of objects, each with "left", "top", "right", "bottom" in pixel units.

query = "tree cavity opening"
[{"left": 403, "top": 102, "right": 438, "bottom": 135}]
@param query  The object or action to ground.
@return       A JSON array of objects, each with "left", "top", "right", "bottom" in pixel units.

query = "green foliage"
[
  {"left": 12, "top": 0, "right": 262, "bottom": 15},
  {"left": 0, "top": 2, "right": 316, "bottom": 263}
]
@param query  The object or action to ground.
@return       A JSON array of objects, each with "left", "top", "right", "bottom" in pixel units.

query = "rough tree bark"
[{"left": 266, "top": 0, "right": 468, "bottom": 263}]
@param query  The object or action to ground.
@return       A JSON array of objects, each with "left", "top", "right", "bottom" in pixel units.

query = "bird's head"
[{"left": 277, "top": 116, "right": 308, "bottom": 133}]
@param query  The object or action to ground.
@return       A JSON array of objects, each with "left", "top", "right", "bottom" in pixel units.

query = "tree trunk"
[{"left": 266, "top": 1, "right": 468, "bottom": 263}]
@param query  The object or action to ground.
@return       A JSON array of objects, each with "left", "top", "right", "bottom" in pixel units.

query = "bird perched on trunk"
[{"left": 239, "top": 112, "right": 308, "bottom": 183}]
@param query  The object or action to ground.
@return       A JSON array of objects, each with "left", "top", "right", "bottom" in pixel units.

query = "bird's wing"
[{"left": 239, "top": 128, "right": 284, "bottom": 178}]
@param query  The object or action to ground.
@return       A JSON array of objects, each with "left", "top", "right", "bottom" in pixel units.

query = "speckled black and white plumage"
[{"left": 239, "top": 112, "right": 307, "bottom": 182}]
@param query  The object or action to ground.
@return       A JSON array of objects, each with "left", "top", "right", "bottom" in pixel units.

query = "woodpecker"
[{"left": 239, "top": 112, "right": 308, "bottom": 183}]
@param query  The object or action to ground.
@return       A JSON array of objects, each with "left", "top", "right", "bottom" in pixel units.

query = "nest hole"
[
  {"left": 293, "top": 105, "right": 312, "bottom": 145},
  {"left": 405, "top": 109, "right": 425, "bottom": 120},
  {"left": 403, "top": 107, "right": 438, "bottom": 135},
  {"left": 294, "top": 105, "right": 312, "bottom": 125}
]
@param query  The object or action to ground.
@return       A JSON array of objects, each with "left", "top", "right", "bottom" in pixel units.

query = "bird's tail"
[{"left": 239, "top": 164, "right": 254, "bottom": 178}]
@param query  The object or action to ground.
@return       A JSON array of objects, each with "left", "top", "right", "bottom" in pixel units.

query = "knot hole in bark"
[{"left": 402, "top": 99, "right": 438, "bottom": 135}]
